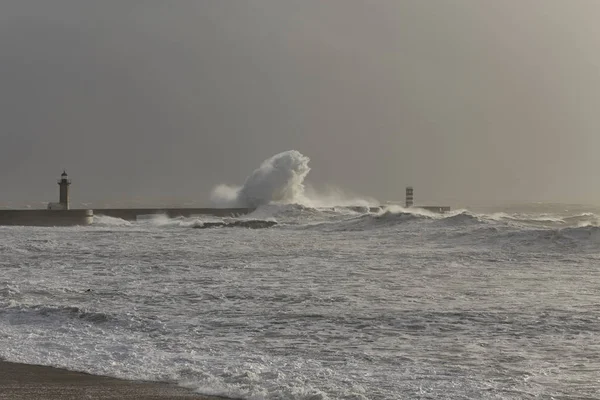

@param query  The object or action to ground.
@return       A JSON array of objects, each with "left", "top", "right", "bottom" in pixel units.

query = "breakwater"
[
  {"left": 0, "top": 209, "right": 93, "bottom": 226},
  {"left": 0, "top": 208, "right": 253, "bottom": 227},
  {"left": 0, "top": 205, "right": 449, "bottom": 227},
  {"left": 93, "top": 208, "right": 254, "bottom": 221}
]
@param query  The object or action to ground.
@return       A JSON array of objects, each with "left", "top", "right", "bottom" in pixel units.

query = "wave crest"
[{"left": 3, "top": 304, "right": 113, "bottom": 324}]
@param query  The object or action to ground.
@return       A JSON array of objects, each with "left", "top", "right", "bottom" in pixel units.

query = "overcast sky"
[{"left": 1, "top": 1, "right": 599, "bottom": 208}]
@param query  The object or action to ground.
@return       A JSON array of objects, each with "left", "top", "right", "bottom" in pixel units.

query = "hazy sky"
[{"left": 1, "top": 1, "right": 600, "bottom": 207}]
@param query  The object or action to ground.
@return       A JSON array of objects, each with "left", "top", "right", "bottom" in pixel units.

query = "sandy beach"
[{"left": 0, "top": 361, "right": 221, "bottom": 400}]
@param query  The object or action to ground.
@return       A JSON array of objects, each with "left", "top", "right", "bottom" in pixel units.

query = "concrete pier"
[
  {"left": 0, "top": 209, "right": 93, "bottom": 226},
  {"left": 0, "top": 207, "right": 387, "bottom": 226},
  {"left": 93, "top": 208, "right": 253, "bottom": 221},
  {"left": 93, "top": 206, "right": 382, "bottom": 221},
  {"left": 0, "top": 208, "right": 255, "bottom": 226},
  {"left": 0, "top": 205, "right": 450, "bottom": 227}
]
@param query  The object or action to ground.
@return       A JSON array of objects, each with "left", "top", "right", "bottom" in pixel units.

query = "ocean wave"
[
  {"left": 92, "top": 215, "right": 132, "bottom": 227},
  {"left": 559, "top": 225, "right": 600, "bottom": 241},
  {"left": 0, "top": 302, "right": 172, "bottom": 337},
  {"left": 0, "top": 283, "right": 21, "bottom": 303},
  {"left": 193, "top": 220, "right": 277, "bottom": 229},
  {"left": 483, "top": 211, "right": 600, "bottom": 228},
  {"left": 436, "top": 225, "right": 600, "bottom": 252},
  {"left": 136, "top": 214, "right": 206, "bottom": 228},
  {"left": 2, "top": 303, "right": 114, "bottom": 324},
  {"left": 316, "top": 209, "right": 431, "bottom": 232},
  {"left": 314, "top": 208, "right": 492, "bottom": 232},
  {"left": 431, "top": 211, "right": 485, "bottom": 227},
  {"left": 563, "top": 213, "right": 600, "bottom": 227}
]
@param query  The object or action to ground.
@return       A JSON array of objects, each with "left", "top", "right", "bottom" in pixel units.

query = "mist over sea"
[{"left": 1, "top": 152, "right": 599, "bottom": 399}]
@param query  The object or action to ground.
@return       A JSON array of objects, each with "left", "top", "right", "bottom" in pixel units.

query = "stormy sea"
[{"left": 1, "top": 151, "right": 599, "bottom": 399}]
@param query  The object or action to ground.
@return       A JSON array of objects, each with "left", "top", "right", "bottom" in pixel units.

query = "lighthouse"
[
  {"left": 48, "top": 171, "right": 72, "bottom": 210},
  {"left": 405, "top": 186, "right": 414, "bottom": 208},
  {"left": 58, "top": 171, "right": 71, "bottom": 209}
]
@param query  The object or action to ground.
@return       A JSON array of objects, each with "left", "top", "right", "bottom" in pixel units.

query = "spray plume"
[{"left": 211, "top": 150, "right": 376, "bottom": 208}]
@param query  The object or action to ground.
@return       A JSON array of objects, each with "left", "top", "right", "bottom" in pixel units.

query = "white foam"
[
  {"left": 211, "top": 150, "right": 311, "bottom": 208},
  {"left": 93, "top": 215, "right": 132, "bottom": 226},
  {"left": 211, "top": 150, "right": 376, "bottom": 208},
  {"left": 136, "top": 214, "right": 205, "bottom": 228}
]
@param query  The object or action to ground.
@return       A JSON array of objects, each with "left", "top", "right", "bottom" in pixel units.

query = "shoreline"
[{"left": 0, "top": 360, "right": 228, "bottom": 400}]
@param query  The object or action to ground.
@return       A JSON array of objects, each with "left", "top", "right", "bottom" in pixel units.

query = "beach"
[{"left": 0, "top": 361, "right": 216, "bottom": 400}]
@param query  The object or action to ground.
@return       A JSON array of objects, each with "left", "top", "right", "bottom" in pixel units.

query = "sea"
[{"left": 1, "top": 202, "right": 599, "bottom": 399}]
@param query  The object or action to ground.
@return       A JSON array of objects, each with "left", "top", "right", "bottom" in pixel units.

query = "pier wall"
[
  {"left": 0, "top": 210, "right": 93, "bottom": 226},
  {"left": 0, "top": 205, "right": 448, "bottom": 227},
  {"left": 94, "top": 207, "right": 384, "bottom": 221},
  {"left": 0, "top": 208, "right": 253, "bottom": 227},
  {"left": 93, "top": 208, "right": 254, "bottom": 221}
]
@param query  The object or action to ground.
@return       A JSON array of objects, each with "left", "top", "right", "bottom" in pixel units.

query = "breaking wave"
[
  {"left": 431, "top": 211, "right": 484, "bottom": 226},
  {"left": 479, "top": 225, "right": 600, "bottom": 252},
  {"left": 244, "top": 203, "right": 371, "bottom": 225},
  {"left": 484, "top": 212, "right": 600, "bottom": 228},
  {"left": 92, "top": 215, "right": 131, "bottom": 227},
  {"left": 337, "top": 208, "right": 489, "bottom": 230},
  {"left": 301, "top": 207, "right": 600, "bottom": 252},
  {"left": 135, "top": 214, "right": 205, "bottom": 228},
  {"left": 211, "top": 150, "right": 377, "bottom": 208}
]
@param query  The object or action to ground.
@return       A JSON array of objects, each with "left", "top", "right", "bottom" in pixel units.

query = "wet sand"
[{"left": 0, "top": 361, "right": 224, "bottom": 400}]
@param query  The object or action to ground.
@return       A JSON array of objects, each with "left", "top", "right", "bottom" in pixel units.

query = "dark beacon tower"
[
  {"left": 58, "top": 171, "right": 71, "bottom": 210},
  {"left": 405, "top": 186, "right": 414, "bottom": 208}
]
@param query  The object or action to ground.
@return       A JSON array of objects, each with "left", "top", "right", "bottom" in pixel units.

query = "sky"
[{"left": 1, "top": 1, "right": 600, "bottom": 208}]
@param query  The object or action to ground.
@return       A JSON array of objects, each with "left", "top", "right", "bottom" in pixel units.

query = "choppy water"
[{"left": 1, "top": 204, "right": 600, "bottom": 399}]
